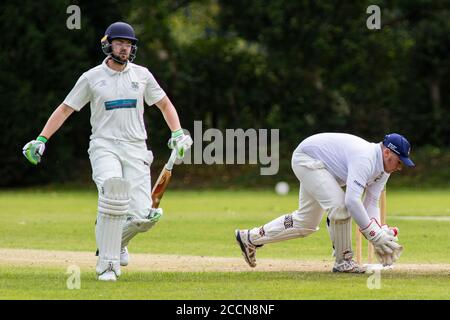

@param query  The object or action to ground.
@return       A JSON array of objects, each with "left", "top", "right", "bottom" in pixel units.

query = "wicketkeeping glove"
[
  {"left": 375, "top": 224, "right": 403, "bottom": 266},
  {"left": 167, "top": 129, "right": 193, "bottom": 159},
  {"left": 382, "top": 224, "right": 399, "bottom": 238},
  {"left": 360, "top": 218, "right": 403, "bottom": 257},
  {"left": 375, "top": 246, "right": 403, "bottom": 266},
  {"left": 22, "top": 136, "right": 48, "bottom": 165}
]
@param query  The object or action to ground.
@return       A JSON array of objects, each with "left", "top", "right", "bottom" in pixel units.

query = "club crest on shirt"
[
  {"left": 131, "top": 81, "right": 139, "bottom": 91},
  {"left": 95, "top": 80, "right": 107, "bottom": 87}
]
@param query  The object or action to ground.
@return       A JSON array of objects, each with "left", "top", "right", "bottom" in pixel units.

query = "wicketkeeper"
[
  {"left": 236, "top": 132, "right": 414, "bottom": 273},
  {"left": 22, "top": 22, "right": 192, "bottom": 281}
]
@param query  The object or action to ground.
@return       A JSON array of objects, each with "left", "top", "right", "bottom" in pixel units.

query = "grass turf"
[
  {"left": 1, "top": 266, "right": 449, "bottom": 300},
  {"left": 0, "top": 189, "right": 449, "bottom": 299}
]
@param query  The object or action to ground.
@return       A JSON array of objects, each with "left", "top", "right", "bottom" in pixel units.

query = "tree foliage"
[{"left": 1, "top": 0, "right": 448, "bottom": 186}]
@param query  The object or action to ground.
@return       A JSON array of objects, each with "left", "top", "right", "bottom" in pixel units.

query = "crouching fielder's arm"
[
  {"left": 155, "top": 96, "right": 192, "bottom": 159},
  {"left": 23, "top": 103, "right": 75, "bottom": 165},
  {"left": 362, "top": 172, "right": 390, "bottom": 222},
  {"left": 345, "top": 164, "right": 402, "bottom": 265}
]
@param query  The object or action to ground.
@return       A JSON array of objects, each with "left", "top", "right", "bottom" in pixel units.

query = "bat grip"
[{"left": 165, "top": 149, "right": 178, "bottom": 171}]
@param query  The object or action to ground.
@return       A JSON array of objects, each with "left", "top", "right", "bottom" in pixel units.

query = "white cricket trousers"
[
  {"left": 249, "top": 152, "right": 348, "bottom": 245},
  {"left": 88, "top": 138, "right": 154, "bottom": 220}
]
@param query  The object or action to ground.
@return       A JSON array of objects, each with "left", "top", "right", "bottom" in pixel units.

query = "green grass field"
[{"left": 0, "top": 189, "right": 449, "bottom": 299}]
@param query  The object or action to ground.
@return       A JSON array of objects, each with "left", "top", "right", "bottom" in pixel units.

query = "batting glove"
[
  {"left": 22, "top": 136, "right": 48, "bottom": 165},
  {"left": 167, "top": 129, "right": 193, "bottom": 159}
]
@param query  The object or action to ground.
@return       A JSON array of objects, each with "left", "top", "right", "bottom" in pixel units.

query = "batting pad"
[
  {"left": 121, "top": 208, "right": 163, "bottom": 248},
  {"left": 249, "top": 212, "right": 318, "bottom": 246},
  {"left": 326, "top": 216, "right": 335, "bottom": 251},
  {"left": 330, "top": 217, "right": 352, "bottom": 263},
  {"left": 96, "top": 178, "right": 130, "bottom": 276}
]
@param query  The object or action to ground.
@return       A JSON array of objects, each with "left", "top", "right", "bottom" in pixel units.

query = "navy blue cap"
[{"left": 383, "top": 133, "right": 415, "bottom": 167}]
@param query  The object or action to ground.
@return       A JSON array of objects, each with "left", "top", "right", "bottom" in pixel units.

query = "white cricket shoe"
[
  {"left": 235, "top": 229, "right": 262, "bottom": 268},
  {"left": 98, "top": 270, "right": 117, "bottom": 281},
  {"left": 120, "top": 247, "right": 129, "bottom": 266},
  {"left": 332, "top": 259, "right": 366, "bottom": 273}
]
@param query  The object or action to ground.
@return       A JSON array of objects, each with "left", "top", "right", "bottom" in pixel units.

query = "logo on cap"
[{"left": 387, "top": 142, "right": 400, "bottom": 155}]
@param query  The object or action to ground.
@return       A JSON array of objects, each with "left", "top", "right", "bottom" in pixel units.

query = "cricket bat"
[{"left": 151, "top": 149, "right": 178, "bottom": 208}]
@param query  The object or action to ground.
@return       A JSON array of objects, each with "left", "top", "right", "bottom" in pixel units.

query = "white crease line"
[{"left": 389, "top": 216, "right": 450, "bottom": 221}]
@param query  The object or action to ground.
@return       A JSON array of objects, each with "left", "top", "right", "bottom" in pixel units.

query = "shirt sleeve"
[
  {"left": 144, "top": 69, "right": 166, "bottom": 106},
  {"left": 344, "top": 157, "right": 372, "bottom": 229},
  {"left": 363, "top": 174, "right": 389, "bottom": 222},
  {"left": 63, "top": 73, "right": 91, "bottom": 111}
]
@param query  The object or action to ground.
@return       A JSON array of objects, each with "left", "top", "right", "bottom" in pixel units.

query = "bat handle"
[{"left": 165, "top": 149, "right": 178, "bottom": 171}]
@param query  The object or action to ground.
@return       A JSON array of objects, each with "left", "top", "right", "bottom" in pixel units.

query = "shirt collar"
[{"left": 101, "top": 57, "right": 131, "bottom": 75}]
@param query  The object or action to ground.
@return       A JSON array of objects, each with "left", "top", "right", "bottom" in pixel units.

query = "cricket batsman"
[
  {"left": 236, "top": 132, "right": 414, "bottom": 273},
  {"left": 22, "top": 22, "right": 192, "bottom": 281}
]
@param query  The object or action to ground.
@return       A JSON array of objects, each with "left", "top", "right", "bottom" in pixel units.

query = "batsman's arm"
[
  {"left": 155, "top": 95, "right": 192, "bottom": 158},
  {"left": 22, "top": 103, "right": 76, "bottom": 165},
  {"left": 39, "top": 103, "right": 75, "bottom": 140},
  {"left": 155, "top": 95, "right": 181, "bottom": 132}
]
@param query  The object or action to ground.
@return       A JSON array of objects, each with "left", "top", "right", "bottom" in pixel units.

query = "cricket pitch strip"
[{"left": 0, "top": 248, "right": 449, "bottom": 274}]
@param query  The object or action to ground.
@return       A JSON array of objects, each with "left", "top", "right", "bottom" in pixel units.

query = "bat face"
[
  {"left": 151, "top": 149, "right": 177, "bottom": 209},
  {"left": 151, "top": 168, "right": 172, "bottom": 208}
]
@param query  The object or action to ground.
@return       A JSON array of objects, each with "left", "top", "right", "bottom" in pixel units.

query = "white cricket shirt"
[
  {"left": 64, "top": 58, "right": 166, "bottom": 141},
  {"left": 295, "top": 133, "right": 390, "bottom": 227}
]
